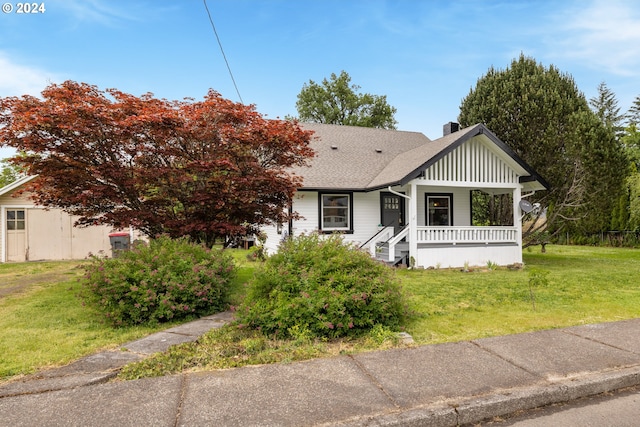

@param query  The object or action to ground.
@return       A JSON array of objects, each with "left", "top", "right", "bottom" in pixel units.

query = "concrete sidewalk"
[{"left": 1, "top": 315, "right": 640, "bottom": 426}]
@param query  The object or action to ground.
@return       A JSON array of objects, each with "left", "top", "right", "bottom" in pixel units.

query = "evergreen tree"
[
  {"left": 589, "top": 82, "right": 626, "bottom": 137},
  {"left": 459, "top": 54, "right": 629, "bottom": 244},
  {"left": 628, "top": 95, "right": 640, "bottom": 126}
]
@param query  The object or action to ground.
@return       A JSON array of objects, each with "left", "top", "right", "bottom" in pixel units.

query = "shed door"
[
  {"left": 6, "top": 209, "right": 27, "bottom": 262},
  {"left": 381, "top": 192, "right": 405, "bottom": 234}
]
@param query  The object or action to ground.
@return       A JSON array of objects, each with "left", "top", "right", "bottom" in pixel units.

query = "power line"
[{"left": 203, "top": 0, "right": 243, "bottom": 104}]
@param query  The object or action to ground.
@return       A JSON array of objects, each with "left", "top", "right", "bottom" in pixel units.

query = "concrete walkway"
[{"left": 1, "top": 314, "right": 640, "bottom": 426}]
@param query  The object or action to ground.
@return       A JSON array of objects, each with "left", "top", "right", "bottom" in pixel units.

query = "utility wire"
[{"left": 203, "top": 0, "right": 243, "bottom": 104}]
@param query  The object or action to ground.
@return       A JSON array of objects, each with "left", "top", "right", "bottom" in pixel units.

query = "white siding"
[
  {"left": 292, "top": 191, "right": 386, "bottom": 246},
  {"left": 350, "top": 192, "right": 383, "bottom": 245},
  {"left": 261, "top": 224, "right": 283, "bottom": 254},
  {"left": 264, "top": 190, "right": 394, "bottom": 254},
  {"left": 421, "top": 136, "right": 520, "bottom": 188},
  {"left": 290, "top": 191, "right": 319, "bottom": 237},
  {"left": 416, "top": 244, "right": 522, "bottom": 269},
  {"left": 262, "top": 191, "right": 318, "bottom": 254}
]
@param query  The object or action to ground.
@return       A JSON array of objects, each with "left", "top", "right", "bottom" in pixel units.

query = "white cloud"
[
  {"left": 0, "top": 54, "right": 61, "bottom": 160},
  {"left": 0, "top": 53, "right": 61, "bottom": 97},
  {"left": 553, "top": 0, "right": 640, "bottom": 76},
  {"left": 58, "top": 0, "right": 142, "bottom": 27}
]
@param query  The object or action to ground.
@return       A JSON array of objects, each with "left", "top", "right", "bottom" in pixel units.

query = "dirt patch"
[{"left": 0, "top": 272, "right": 80, "bottom": 299}]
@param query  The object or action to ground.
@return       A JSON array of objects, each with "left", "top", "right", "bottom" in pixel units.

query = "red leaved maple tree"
[{"left": 0, "top": 81, "right": 315, "bottom": 245}]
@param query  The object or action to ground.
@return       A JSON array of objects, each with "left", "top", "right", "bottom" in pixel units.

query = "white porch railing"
[
  {"left": 386, "top": 227, "right": 409, "bottom": 262},
  {"left": 416, "top": 226, "right": 518, "bottom": 244},
  {"left": 366, "top": 226, "right": 395, "bottom": 257}
]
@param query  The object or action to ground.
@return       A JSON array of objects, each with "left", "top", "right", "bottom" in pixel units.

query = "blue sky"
[{"left": 2, "top": 0, "right": 640, "bottom": 160}]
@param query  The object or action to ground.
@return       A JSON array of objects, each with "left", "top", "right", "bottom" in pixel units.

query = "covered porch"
[{"left": 367, "top": 163, "right": 529, "bottom": 268}]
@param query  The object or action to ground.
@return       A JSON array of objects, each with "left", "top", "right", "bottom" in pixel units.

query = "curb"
[{"left": 325, "top": 365, "right": 640, "bottom": 426}]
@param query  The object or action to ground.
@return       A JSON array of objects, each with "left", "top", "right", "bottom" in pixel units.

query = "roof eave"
[{"left": 0, "top": 175, "right": 37, "bottom": 196}]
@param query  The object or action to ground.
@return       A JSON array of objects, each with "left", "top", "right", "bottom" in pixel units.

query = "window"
[
  {"left": 426, "top": 194, "right": 452, "bottom": 226},
  {"left": 383, "top": 195, "right": 399, "bottom": 211},
  {"left": 320, "top": 193, "right": 352, "bottom": 232},
  {"left": 6, "top": 209, "right": 26, "bottom": 231}
]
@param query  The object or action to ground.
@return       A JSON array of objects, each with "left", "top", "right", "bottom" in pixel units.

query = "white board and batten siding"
[{"left": 421, "top": 136, "right": 521, "bottom": 188}]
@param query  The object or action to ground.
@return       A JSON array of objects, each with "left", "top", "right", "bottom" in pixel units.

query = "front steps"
[{"left": 375, "top": 242, "right": 409, "bottom": 266}]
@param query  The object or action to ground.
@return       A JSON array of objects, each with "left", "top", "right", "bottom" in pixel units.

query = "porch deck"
[{"left": 368, "top": 226, "right": 519, "bottom": 265}]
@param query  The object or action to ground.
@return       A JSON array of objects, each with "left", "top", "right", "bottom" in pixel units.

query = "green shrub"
[
  {"left": 235, "top": 233, "right": 407, "bottom": 339},
  {"left": 81, "top": 236, "right": 235, "bottom": 326}
]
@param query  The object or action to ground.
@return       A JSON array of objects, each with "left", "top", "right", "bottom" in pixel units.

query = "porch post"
[
  {"left": 409, "top": 181, "right": 418, "bottom": 267},
  {"left": 513, "top": 185, "right": 523, "bottom": 264}
]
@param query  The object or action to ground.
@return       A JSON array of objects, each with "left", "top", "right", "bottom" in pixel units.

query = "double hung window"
[
  {"left": 426, "top": 194, "right": 452, "bottom": 226},
  {"left": 320, "top": 193, "right": 351, "bottom": 232}
]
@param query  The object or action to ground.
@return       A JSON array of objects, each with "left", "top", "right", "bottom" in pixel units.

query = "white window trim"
[
  {"left": 319, "top": 192, "right": 353, "bottom": 233},
  {"left": 426, "top": 193, "right": 453, "bottom": 226}
]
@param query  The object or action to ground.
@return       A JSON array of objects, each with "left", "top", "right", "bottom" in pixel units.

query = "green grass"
[
  {"left": 2, "top": 245, "right": 640, "bottom": 382},
  {"left": 402, "top": 245, "right": 640, "bottom": 343},
  {"left": 120, "top": 245, "right": 640, "bottom": 379},
  {"left": 0, "top": 261, "right": 174, "bottom": 380}
]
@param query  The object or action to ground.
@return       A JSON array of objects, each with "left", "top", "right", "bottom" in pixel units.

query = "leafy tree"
[
  {"left": 458, "top": 54, "right": 629, "bottom": 244},
  {"left": 0, "top": 158, "right": 21, "bottom": 188},
  {"left": 628, "top": 173, "right": 640, "bottom": 231},
  {"left": 0, "top": 81, "right": 315, "bottom": 245},
  {"left": 294, "top": 71, "right": 398, "bottom": 129}
]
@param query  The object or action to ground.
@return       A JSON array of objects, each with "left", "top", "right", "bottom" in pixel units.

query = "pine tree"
[
  {"left": 589, "top": 82, "right": 625, "bottom": 137},
  {"left": 628, "top": 95, "right": 640, "bottom": 126}
]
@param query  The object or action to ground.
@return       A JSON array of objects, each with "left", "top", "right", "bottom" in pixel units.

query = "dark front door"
[{"left": 381, "top": 192, "right": 405, "bottom": 234}]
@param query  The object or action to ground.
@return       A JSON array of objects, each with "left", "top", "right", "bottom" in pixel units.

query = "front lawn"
[
  {"left": 0, "top": 261, "right": 183, "bottom": 381},
  {"left": 2, "top": 245, "right": 639, "bottom": 382},
  {"left": 402, "top": 245, "right": 640, "bottom": 344}
]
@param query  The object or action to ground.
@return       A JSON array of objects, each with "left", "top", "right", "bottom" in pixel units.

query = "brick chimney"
[{"left": 443, "top": 122, "right": 460, "bottom": 136}]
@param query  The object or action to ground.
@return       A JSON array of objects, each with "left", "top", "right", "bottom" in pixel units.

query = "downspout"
[
  {"left": 521, "top": 191, "right": 536, "bottom": 199},
  {"left": 0, "top": 208, "right": 4, "bottom": 263},
  {"left": 387, "top": 186, "right": 410, "bottom": 201}
]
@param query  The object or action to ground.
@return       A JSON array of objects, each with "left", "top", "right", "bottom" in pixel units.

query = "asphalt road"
[{"left": 479, "top": 386, "right": 640, "bottom": 426}]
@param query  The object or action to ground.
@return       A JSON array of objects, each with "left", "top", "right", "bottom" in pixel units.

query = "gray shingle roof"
[
  {"left": 293, "top": 122, "right": 548, "bottom": 192},
  {"left": 294, "top": 123, "right": 432, "bottom": 190},
  {"left": 294, "top": 123, "right": 474, "bottom": 190},
  {"left": 367, "top": 124, "right": 482, "bottom": 189}
]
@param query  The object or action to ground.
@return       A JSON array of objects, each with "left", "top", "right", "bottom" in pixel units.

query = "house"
[
  {"left": 0, "top": 175, "right": 140, "bottom": 262},
  {"left": 262, "top": 122, "right": 548, "bottom": 269}
]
